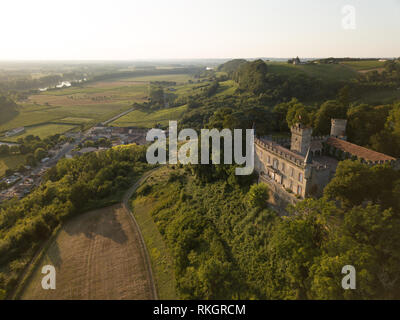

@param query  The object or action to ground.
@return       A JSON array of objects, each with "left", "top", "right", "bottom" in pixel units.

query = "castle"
[{"left": 254, "top": 119, "right": 398, "bottom": 204}]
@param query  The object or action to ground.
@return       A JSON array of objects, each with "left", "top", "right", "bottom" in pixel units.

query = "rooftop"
[{"left": 326, "top": 137, "right": 396, "bottom": 162}]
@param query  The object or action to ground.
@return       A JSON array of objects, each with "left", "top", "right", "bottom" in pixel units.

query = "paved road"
[{"left": 122, "top": 169, "right": 160, "bottom": 300}]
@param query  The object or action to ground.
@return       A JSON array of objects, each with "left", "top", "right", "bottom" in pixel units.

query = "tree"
[
  {"left": 234, "top": 59, "right": 268, "bottom": 94},
  {"left": 34, "top": 148, "right": 47, "bottom": 161},
  {"left": 0, "top": 144, "right": 9, "bottom": 156},
  {"left": 286, "top": 102, "right": 312, "bottom": 128},
  {"left": 337, "top": 85, "right": 352, "bottom": 106},
  {"left": 346, "top": 104, "right": 390, "bottom": 146},
  {"left": 26, "top": 154, "right": 36, "bottom": 167},
  {"left": 324, "top": 160, "right": 400, "bottom": 209},
  {"left": 313, "top": 100, "right": 347, "bottom": 135},
  {"left": 247, "top": 184, "right": 269, "bottom": 209}
]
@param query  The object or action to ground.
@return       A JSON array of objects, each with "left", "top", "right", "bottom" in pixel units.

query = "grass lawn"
[
  {"left": 111, "top": 105, "right": 187, "bottom": 128},
  {"left": 131, "top": 167, "right": 178, "bottom": 299},
  {"left": 0, "top": 154, "right": 26, "bottom": 177}
]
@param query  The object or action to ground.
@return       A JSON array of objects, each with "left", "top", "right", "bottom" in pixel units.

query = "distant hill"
[
  {"left": 0, "top": 96, "right": 18, "bottom": 126},
  {"left": 217, "top": 59, "right": 247, "bottom": 73},
  {"left": 266, "top": 62, "right": 359, "bottom": 82}
]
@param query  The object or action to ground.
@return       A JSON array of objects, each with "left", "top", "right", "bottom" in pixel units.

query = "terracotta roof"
[{"left": 326, "top": 137, "right": 396, "bottom": 162}]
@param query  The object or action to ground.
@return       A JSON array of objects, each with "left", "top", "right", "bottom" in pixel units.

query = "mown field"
[
  {"left": 111, "top": 104, "right": 187, "bottom": 128},
  {"left": 20, "top": 204, "right": 154, "bottom": 300}
]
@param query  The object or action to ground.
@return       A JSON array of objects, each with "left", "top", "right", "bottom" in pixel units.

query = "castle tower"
[
  {"left": 290, "top": 123, "right": 312, "bottom": 156},
  {"left": 330, "top": 119, "right": 347, "bottom": 140}
]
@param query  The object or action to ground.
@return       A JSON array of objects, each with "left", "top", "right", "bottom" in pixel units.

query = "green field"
[
  {"left": 266, "top": 62, "right": 359, "bottom": 81},
  {"left": 120, "top": 73, "right": 194, "bottom": 83},
  {"left": 215, "top": 80, "right": 238, "bottom": 97},
  {"left": 0, "top": 154, "right": 26, "bottom": 177},
  {"left": 0, "top": 80, "right": 150, "bottom": 136},
  {"left": 340, "top": 60, "right": 386, "bottom": 71},
  {"left": 111, "top": 105, "right": 188, "bottom": 128},
  {"left": 2, "top": 124, "right": 77, "bottom": 142},
  {"left": 131, "top": 167, "right": 178, "bottom": 299}
]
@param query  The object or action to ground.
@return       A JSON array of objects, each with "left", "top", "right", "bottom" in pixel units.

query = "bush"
[{"left": 247, "top": 183, "right": 270, "bottom": 209}]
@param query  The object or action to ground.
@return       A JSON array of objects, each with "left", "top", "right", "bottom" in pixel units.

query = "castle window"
[
  {"left": 281, "top": 163, "right": 285, "bottom": 173},
  {"left": 298, "top": 172, "right": 303, "bottom": 183},
  {"left": 297, "top": 185, "right": 302, "bottom": 195},
  {"left": 267, "top": 155, "right": 271, "bottom": 164},
  {"left": 290, "top": 167, "right": 294, "bottom": 177},
  {"left": 273, "top": 159, "right": 279, "bottom": 169}
]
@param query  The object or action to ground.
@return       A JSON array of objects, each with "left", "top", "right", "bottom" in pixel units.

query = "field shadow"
[
  {"left": 64, "top": 206, "right": 128, "bottom": 244},
  {"left": 47, "top": 242, "right": 62, "bottom": 267}
]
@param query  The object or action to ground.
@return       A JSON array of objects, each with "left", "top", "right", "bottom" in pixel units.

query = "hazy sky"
[{"left": 0, "top": 0, "right": 399, "bottom": 60}]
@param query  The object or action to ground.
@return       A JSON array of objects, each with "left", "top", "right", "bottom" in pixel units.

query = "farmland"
[
  {"left": 111, "top": 104, "right": 188, "bottom": 128},
  {"left": 0, "top": 73, "right": 199, "bottom": 141},
  {"left": 340, "top": 59, "right": 386, "bottom": 71},
  {"left": 20, "top": 204, "right": 154, "bottom": 300},
  {"left": 0, "top": 154, "right": 26, "bottom": 177},
  {"left": 2, "top": 124, "right": 77, "bottom": 142},
  {"left": 0, "top": 80, "right": 150, "bottom": 136},
  {"left": 266, "top": 62, "right": 359, "bottom": 82}
]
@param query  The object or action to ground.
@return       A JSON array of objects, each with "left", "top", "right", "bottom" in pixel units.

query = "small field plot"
[
  {"left": 0, "top": 154, "right": 26, "bottom": 177},
  {"left": 0, "top": 81, "right": 149, "bottom": 134},
  {"left": 20, "top": 204, "right": 153, "bottom": 300},
  {"left": 3, "top": 124, "right": 77, "bottom": 142},
  {"left": 111, "top": 105, "right": 187, "bottom": 128},
  {"left": 340, "top": 60, "right": 386, "bottom": 71},
  {"left": 121, "top": 73, "right": 194, "bottom": 84},
  {"left": 266, "top": 62, "right": 359, "bottom": 82}
]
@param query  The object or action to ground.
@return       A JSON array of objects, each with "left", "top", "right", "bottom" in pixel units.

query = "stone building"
[{"left": 255, "top": 119, "right": 398, "bottom": 203}]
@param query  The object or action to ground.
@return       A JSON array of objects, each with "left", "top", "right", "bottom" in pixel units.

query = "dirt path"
[{"left": 122, "top": 170, "right": 159, "bottom": 299}]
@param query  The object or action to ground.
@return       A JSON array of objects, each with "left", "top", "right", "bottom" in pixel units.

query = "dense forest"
[{"left": 136, "top": 159, "right": 400, "bottom": 299}]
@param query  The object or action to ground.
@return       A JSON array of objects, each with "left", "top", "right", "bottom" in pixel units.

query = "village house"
[{"left": 5, "top": 127, "right": 25, "bottom": 137}]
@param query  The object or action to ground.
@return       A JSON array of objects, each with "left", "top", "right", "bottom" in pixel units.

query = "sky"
[{"left": 0, "top": 0, "right": 399, "bottom": 60}]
